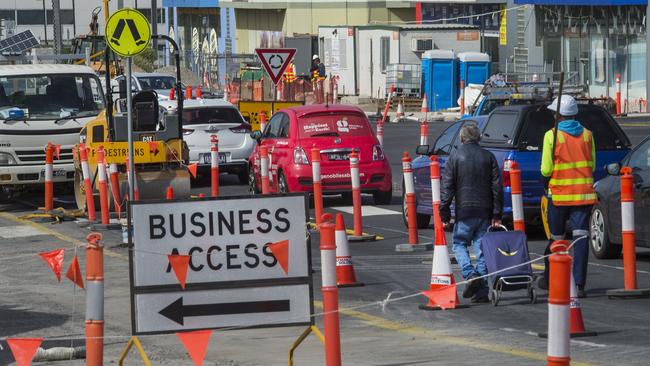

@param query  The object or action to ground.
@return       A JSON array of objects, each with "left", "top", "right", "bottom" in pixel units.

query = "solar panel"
[{"left": 0, "top": 30, "right": 39, "bottom": 55}]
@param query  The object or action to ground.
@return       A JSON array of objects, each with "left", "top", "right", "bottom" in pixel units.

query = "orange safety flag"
[
  {"left": 168, "top": 254, "right": 190, "bottom": 289},
  {"left": 176, "top": 329, "right": 213, "bottom": 366},
  {"left": 187, "top": 163, "right": 198, "bottom": 178},
  {"left": 65, "top": 255, "right": 84, "bottom": 289},
  {"left": 38, "top": 248, "right": 64, "bottom": 282},
  {"left": 7, "top": 338, "right": 43, "bottom": 366},
  {"left": 421, "top": 284, "right": 458, "bottom": 310},
  {"left": 266, "top": 240, "right": 289, "bottom": 275}
]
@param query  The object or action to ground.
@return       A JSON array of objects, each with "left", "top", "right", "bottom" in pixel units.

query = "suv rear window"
[
  {"left": 298, "top": 113, "right": 372, "bottom": 138},
  {"left": 182, "top": 107, "right": 245, "bottom": 126},
  {"left": 481, "top": 110, "right": 519, "bottom": 145}
]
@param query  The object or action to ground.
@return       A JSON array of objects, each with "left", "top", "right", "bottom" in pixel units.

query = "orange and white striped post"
[
  {"left": 108, "top": 163, "right": 121, "bottom": 216},
  {"left": 381, "top": 84, "right": 395, "bottom": 125},
  {"left": 185, "top": 85, "right": 193, "bottom": 100},
  {"left": 419, "top": 120, "right": 429, "bottom": 146},
  {"left": 44, "top": 142, "right": 55, "bottom": 212},
  {"left": 260, "top": 145, "right": 270, "bottom": 195},
  {"left": 210, "top": 135, "right": 219, "bottom": 197},
  {"left": 430, "top": 156, "right": 442, "bottom": 228},
  {"left": 404, "top": 152, "right": 418, "bottom": 244},
  {"left": 350, "top": 151, "right": 362, "bottom": 236},
  {"left": 259, "top": 111, "right": 267, "bottom": 132},
  {"left": 460, "top": 80, "right": 466, "bottom": 115},
  {"left": 85, "top": 232, "right": 104, "bottom": 366},
  {"left": 125, "top": 157, "right": 139, "bottom": 201},
  {"left": 319, "top": 214, "right": 342, "bottom": 366},
  {"left": 547, "top": 240, "right": 571, "bottom": 366},
  {"left": 79, "top": 144, "right": 96, "bottom": 222},
  {"left": 607, "top": 167, "right": 650, "bottom": 298},
  {"left": 311, "top": 147, "right": 324, "bottom": 226},
  {"left": 616, "top": 73, "right": 622, "bottom": 116},
  {"left": 510, "top": 161, "right": 525, "bottom": 233},
  {"left": 96, "top": 147, "right": 110, "bottom": 225}
]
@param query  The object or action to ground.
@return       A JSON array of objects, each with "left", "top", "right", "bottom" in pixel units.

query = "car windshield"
[
  {"left": 182, "top": 107, "right": 245, "bottom": 125},
  {"left": 298, "top": 113, "right": 372, "bottom": 138},
  {"left": 137, "top": 76, "right": 176, "bottom": 90},
  {"left": 0, "top": 73, "right": 105, "bottom": 120}
]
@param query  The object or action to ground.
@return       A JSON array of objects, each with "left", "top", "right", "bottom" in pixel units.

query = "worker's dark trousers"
[{"left": 543, "top": 198, "right": 592, "bottom": 287}]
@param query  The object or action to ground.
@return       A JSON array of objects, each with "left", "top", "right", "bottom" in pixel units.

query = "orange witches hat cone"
[
  {"left": 569, "top": 271, "right": 597, "bottom": 337},
  {"left": 421, "top": 94, "right": 428, "bottom": 113},
  {"left": 395, "top": 99, "right": 404, "bottom": 121},
  {"left": 419, "top": 225, "right": 464, "bottom": 310},
  {"left": 335, "top": 214, "right": 363, "bottom": 288},
  {"left": 166, "top": 186, "right": 175, "bottom": 200}
]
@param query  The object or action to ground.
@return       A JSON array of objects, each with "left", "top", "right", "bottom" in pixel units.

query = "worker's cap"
[
  {"left": 548, "top": 95, "right": 578, "bottom": 116},
  {"left": 312, "top": 54, "right": 320, "bottom": 60}
]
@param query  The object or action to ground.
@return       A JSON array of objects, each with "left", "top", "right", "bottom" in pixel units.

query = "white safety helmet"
[
  {"left": 548, "top": 95, "right": 578, "bottom": 117},
  {"left": 312, "top": 54, "right": 319, "bottom": 60}
]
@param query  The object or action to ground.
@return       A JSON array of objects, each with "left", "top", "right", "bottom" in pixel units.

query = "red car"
[{"left": 248, "top": 104, "right": 393, "bottom": 204}]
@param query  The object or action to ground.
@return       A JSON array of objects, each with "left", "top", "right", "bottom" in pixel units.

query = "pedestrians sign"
[
  {"left": 128, "top": 194, "right": 313, "bottom": 334},
  {"left": 255, "top": 48, "right": 297, "bottom": 86},
  {"left": 105, "top": 8, "right": 152, "bottom": 57}
]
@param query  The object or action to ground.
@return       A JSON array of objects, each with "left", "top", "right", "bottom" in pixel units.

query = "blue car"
[{"left": 406, "top": 103, "right": 631, "bottom": 229}]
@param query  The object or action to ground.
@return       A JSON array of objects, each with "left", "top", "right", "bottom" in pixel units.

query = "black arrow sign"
[{"left": 159, "top": 297, "right": 291, "bottom": 325}]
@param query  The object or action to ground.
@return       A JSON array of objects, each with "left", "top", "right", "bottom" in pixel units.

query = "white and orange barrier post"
[
  {"left": 347, "top": 151, "right": 376, "bottom": 242},
  {"left": 85, "top": 232, "right": 104, "bottom": 366},
  {"left": 108, "top": 163, "right": 121, "bottom": 216},
  {"left": 335, "top": 213, "right": 363, "bottom": 287},
  {"left": 380, "top": 84, "right": 395, "bottom": 125},
  {"left": 319, "top": 214, "right": 342, "bottom": 366},
  {"left": 125, "top": 157, "right": 139, "bottom": 201},
  {"left": 419, "top": 120, "right": 429, "bottom": 147},
  {"left": 211, "top": 135, "right": 219, "bottom": 197},
  {"left": 460, "top": 80, "right": 466, "bottom": 115},
  {"left": 546, "top": 240, "right": 571, "bottom": 366},
  {"left": 616, "top": 73, "right": 622, "bottom": 116},
  {"left": 79, "top": 144, "right": 96, "bottom": 222},
  {"left": 259, "top": 110, "right": 267, "bottom": 132},
  {"left": 311, "top": 147, "right": 324, "bottom": 226},
  {"left": 96, "top": 147, "right": 110, "bottom": 226},
  {"left": 260, "top": 145, "right": 270, "bottom": 195},
  {"left": 607, "top": 167, "right": 650, "bottom": 298},
  {"left": 185, "top": 85, "right": 193, "bottom": 100},
  {"left": 430, "top": 156, "right": 441, "bottom": 228},
  {"left": 396, "top": 152, "right": 430, "bottom": 251},
  {"left": 510, "top": 162, "right": 525, "bottom": 233},
  {"left": 44, "top": 142, "right": 55, "bottom": 212}
]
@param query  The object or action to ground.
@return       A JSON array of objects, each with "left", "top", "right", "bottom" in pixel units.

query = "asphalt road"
[{"left": 0, "top": 119, "right": 649, "bottom": 365}]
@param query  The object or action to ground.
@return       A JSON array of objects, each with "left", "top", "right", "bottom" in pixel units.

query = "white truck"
[{"left": 0, "top": 64, "right": 105, "bottom": 197}]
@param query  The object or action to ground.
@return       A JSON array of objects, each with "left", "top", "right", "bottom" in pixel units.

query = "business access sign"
[{"left": 128, "top": 193, "right": 313, "bottom": 335}]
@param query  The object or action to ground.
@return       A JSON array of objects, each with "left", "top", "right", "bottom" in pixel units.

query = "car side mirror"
[
  {"left": 250, "top": 130, "right": 262, "bottom": 141},
  {"left": 605, "top": 162, "right": 621, "bottom": 176},
  {"left": 416, "top": 144, "right": 430, "bottom": 155}
]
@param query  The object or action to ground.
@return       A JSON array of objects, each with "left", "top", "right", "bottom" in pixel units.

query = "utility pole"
[
  {"left": 52, "top": 0, "right": 63, "bottom": 54},
  {"left": 151, "top": 0, "right": 158, "bottom": 50},
  {"left": 42, "top": 0, "right": 48, "bottom": 45}
]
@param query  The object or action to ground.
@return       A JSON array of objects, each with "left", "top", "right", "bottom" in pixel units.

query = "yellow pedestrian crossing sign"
[{"left": 105, "top": 8, "right": 151, "bottom": 57}]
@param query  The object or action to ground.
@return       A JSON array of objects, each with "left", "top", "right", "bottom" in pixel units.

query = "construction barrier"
[
  {"left": 510, "top": 162, "right": 525, "bottom": 233},
  {"left": 546, "top": 241, "right": 571, "bottom": 366},
  {"left": 335, "top": 213, "right": 363, "bottom": 288},
  {"left": 86, "top": 233, "right": 104, "bottom": 366},
  {"left": 319, "top": 215, "right": 342, "bottom": 366},
  {"left": 44, "top": 142, "right": 55, "bottom": 212},
  {"left": 260, "top": 145, "right": 270, "bottom": 195},
  {"left": 211, "top": 135, "right": 219, "bottom": 197},
  {"left": 311, "top": 147, "right": 324, "bottom": 226},
  {"left": 79, "top": 143, "right": 96, "bottom": 222}
]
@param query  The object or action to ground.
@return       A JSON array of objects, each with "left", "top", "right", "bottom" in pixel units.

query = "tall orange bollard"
[
  {"left": 79, "top": 144, "right": 96, "bottom": 222},
  {"left": 510, "top": 162, "right": 525, "bottom": 233},
  {"left": 616, "top": 73, "right": 622, "bottom": 116},
  {"left": 607, "top": 167, "right": 650, "bottom": 298},
  {"left": 460, "top": 80, "right": 466, "bottom": 115},
  {"left": 210, "top": 135, "right": 219, "bottom": 197},
  {"left": 396, "top": 152, "right": 430, "bottom": 251},
  {"left": 350, "top": 151, "right": 362, "bottom": 236},
  {"left": 380, "top": 84, "right": 395, "bottom": 125},
  {"left": 96, "top": 147, "right": 110, "bottom": 225},
  {"left": 319, "top": 215, "right": 342, "bottom": 366},
  {"left": 108, "top": 163, "right": 121, "bottom": 216},
  {"left": 419, "top": 121, "right": 429, "bottom": 146},
  {"left": 185, "top": 85, "right": 193, "bottom": 100},
  {"left": 546, "top": 240, "right": 571, "bottom": 366},
  {"left": 260, "top": 145, "right": 270, "bottom": 194},
  {"left": 430, "top": 156, "right": 442, "bottom": 228},
  {"left": 311, "top": 147, "right": 324, "bottom": 226},
  {"left": 44, "top": 142, "right": 55, "bottom": 212},
  {"left": 125, "top": 157, "right": 139, "bottom": 201},
  {"left": 85, "top": 232, "right": 104, "bottom": 366},
  {"left": 259, "top": 110, "right": 267, "bottom": 132}
]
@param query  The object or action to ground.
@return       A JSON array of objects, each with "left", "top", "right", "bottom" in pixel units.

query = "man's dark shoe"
[
  {"left": 471, "top": 294, "right": 490, "bottom": 303},
  {"left": 463, "top": 276, "right": 482, "bottom": 299},
  {"left": 537, "top": 276, "right": 548, "bottom": 290},
  {"left": 577, "top": 285, "right": 587, "bottom": 298}
]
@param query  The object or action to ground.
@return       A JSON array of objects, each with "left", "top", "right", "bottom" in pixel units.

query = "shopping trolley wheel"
[{"left": 491, "top": 289, "right": 499, "bottom": 307}]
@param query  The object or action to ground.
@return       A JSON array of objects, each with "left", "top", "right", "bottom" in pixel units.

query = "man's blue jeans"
[{"left": 452, "top": 217, "right": 490, "bottom": 297}]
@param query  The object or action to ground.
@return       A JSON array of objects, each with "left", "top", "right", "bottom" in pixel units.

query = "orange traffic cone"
[
  {"left": 166, "top": 186, "right": 174, "bottom": 200},
  {"left": 335, "top": 214, "right": 363, "bottom": 288},
  {"left": 569, "top": 271, "right": 597, "bottom": 337},
  {"left": 421, "top": 94, "right": 428, "bottom": 113},
  {"left": 419, "top": 224, "right": 465, "bottom": 310},
  {"left": 394, "top": 99, "right": 404, "bottom": 122}
]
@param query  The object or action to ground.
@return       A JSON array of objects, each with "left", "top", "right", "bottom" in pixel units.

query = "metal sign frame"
[{"left": 127, "top": 193, "right": 314, "bottom": 335}]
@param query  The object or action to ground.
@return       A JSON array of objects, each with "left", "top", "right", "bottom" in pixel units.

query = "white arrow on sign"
[{"left": 255, "top": 48, "right": 297, "bottom": 86}]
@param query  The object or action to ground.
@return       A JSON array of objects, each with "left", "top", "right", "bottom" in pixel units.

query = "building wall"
[
  {"left": 399, "top": 28, "right": 481, "bottom": 65},
  {"left": 319, "top": 26, "right": 356, "bottom": 95},
  {"left": 357, "top": 27, "right": 400, "bottom": 98}
]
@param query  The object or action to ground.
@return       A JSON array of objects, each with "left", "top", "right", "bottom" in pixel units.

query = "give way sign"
[{"left": 255, "top": 48, "right": 297, "bottom": 85}]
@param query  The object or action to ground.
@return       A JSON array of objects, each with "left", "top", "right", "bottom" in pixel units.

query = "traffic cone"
[
  {"left": 335, "top": 214, "right": 363, "bottom": 288},
  {"left": 569, "top": 271, "right": 597, "bottom": 337},
  {"left": 421, "top": 94, "right": 428, "bottom": 113},
  {"left": 394, "top": 99, "right": 404, "bottom": 123},
  {"left": 419, "top": 224, "right": 465, "bottom": 310},
  {"left": 166, "top": 186, "right": 174, "bottom": 200}
]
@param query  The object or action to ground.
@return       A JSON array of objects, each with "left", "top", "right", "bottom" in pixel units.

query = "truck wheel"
[{"left": 590, "top": 204, "right": 621, "bottom": 259}]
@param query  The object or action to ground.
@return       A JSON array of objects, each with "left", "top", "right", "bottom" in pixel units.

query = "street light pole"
[{"left": 42, "top": 0, "right": 48, "bottom": 45}]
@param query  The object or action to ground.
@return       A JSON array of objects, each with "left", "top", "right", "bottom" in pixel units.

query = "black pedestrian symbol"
[{"left": 110, "top": 18, "right": 146, "bottom": 47}]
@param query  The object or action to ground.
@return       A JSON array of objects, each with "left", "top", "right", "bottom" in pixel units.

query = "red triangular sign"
[
  {"left": 65, "top": 255, "right": 84, "bottom": 289},
  {"left": 255, "top": 48, "right": 297, "bottom": 85},
  {"left": 176, "top": 329, "right": 212, "bottom": 366},
  {"left": 168, "top": 254, "right": 190, "bottom": 289},
  {"left": 38, "top": 248, "right": 64, "bottom": 282},
  {"left": 187, "top": 163, "right": 198, "bottom": 178},
  {"left": 267, "top": 240, "right": 289, "bottom": 275},
  {"left": 422, "top": 284, "right": 457, "bottom": 310},
  {"left": 7, "top": 338, "right": 43, "bottom": 366}
]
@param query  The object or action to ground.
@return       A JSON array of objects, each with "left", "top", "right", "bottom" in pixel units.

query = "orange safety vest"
[
  {"left": 284, "top": 63, "right": 296, "bottom": 83},
  {"left": 549, "top": 129, "right": 597, "bottom": 206}
]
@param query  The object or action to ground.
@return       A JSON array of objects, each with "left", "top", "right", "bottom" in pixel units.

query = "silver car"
[
  {"left": 114, "top": 72, "right": 178, "bottom": 101},
  {"left": 159, "top": 98, "right": 255, "bottom": 183}
]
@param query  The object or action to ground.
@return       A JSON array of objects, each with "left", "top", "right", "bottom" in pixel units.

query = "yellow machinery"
[{"left": 73, "top": 41, "right": 190, "bottom": 212}]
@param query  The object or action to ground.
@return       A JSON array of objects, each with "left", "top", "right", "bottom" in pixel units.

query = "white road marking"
[
  {"left": 0, "top": 225, "right": 47, "bottom": 238},
  {"left": 331, "top": 205, "right": 402, "bottom": 216},
  {"left": 531, "top": 252, "right": 650, "bottom": 276},
  {"left": 501, "top": 328, "right": 608, "bottom": 349}
]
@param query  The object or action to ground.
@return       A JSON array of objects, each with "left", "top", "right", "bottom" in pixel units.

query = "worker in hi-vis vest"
[{"left": 539, "top": 95, "right": 596, "bottom": 299}]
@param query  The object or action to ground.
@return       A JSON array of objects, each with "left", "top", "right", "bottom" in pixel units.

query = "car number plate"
[
  {"left": 40, "top": 169, "right": 66, "bottom": 178},
  {"left": 202, "top": 153, "right": 228, "bottom": 164},
  {"left": 328, "top": 153, "right": 349, "bottom": 161}
]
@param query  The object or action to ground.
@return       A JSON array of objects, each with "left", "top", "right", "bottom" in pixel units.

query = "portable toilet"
[
  {"left": 421, "top": 50, "right": 458, "bottom": 111},
  {"left": 458, "top": 52, "right": 491, "bottom": 86}
]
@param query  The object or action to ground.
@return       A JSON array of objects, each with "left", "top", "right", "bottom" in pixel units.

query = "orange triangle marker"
[
  {"left": 188, "top": 163, "right": 198, "bottom": 178},
  {"left": 7, "top": 338, "right": 43, "bottom": 366},
  {"left": 176, "top": 329, "right": 212, "bottom": 366},
  {"left": 422, "top": 284, "right": 457, "bottom": 310},
  {"left": 267, "top": 240, "right": 289, "bottom": 275},
  {"left": 168, "top": 254, "right": 190, "bottom": 289},
  {"left": 38, "top": 248, "right": 65, "bottom": 282},
  {"left": 65, "top": 255, "right": 84, "bottom": 289}
]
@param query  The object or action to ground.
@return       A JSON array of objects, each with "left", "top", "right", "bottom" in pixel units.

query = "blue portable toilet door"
[{"left": 431, "top": 60, "right": 457, "bottom": 110}]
